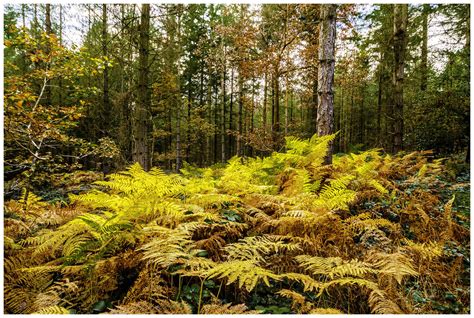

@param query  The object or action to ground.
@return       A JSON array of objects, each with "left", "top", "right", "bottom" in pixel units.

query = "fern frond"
[
  {"left": 177, "top": 254, "right": 217, "bottom": 276},
  {"left": 110, "top": 299, "right": 192, "bottom": 314},
  {"left": 32, "top": 306, "right": 70, "bottom": 314},
  {"left": 154, "top": 299, "right": 192, "bottom": 314},
  {"left": 314, "top": 175, "right": 356, "bottom": 211},
  {"left": 277, "top": 289, "right": 310, "bottom": 313},
  {"left": 19, "top": 188, "right": 47, "bottom": 208},
  {"left": 204, "top": 260, "right": 280, "bottom": 292},
  {"left": 368, "top": 289, "right": 403, "bottom": 314},
  {"left": 122, "top": 267, "right": 170, "bottom": 303},
  {"left": 318, "top": 277, "right": 380, "bottom": 297},
  {"left": 224, "top": 235, "right": 301, "bottom": 263},
  {"left": 442, "top": 195, "right": 456, "bottom": 241},
  {"left": 140, "top": 226, "right": 193, "bottom": 268},
  {"left": 280, "top": 272, "right": 323, "bottom": 292},
  {"left": 109, "top": 301, "right": 157, "bottom": 314},
  {"left": 200, "top": 301, "right": 259, "bottom": 314},
  {"left": 367, "top": 251, "right": 418, "bottom": 284},
  {"left": 309, "top": 308, "right": 345, "bottom": 314},
  {"left": 295, "top": 255, "right": 377, "bottom": 279},
  {"left": 345, "top": 212, "right": 399, "bottom": 236},
  {"left": 402, "top": 239, "right": 443, "bottom": 261}
]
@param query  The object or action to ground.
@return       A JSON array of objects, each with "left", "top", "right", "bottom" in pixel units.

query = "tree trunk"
[
  {"left": 58, "top": 5, "right": 63, "bottom": 106},
  {"left": 273, "top": 70, "right": 280, "bottom": 145},
  {"left": 133, "top": 4, "right": 151, "bottom": 170},
  {"left": 263, "top": 71, "right": 267, "bottom": 132},
  {"left": 221, "top": 47, "right": 226, "bottom": 163},
  {"left": 377, "top": 59, "right": 383, "bottom": 146},
  {"left": 339, "top": 84, "right": 344, "bottom": 151},
  {"left": 317, "top": 4, "right": 337, "bottom": 164},
  {"left": 44, "top": 4, "right": 52, "bottom": 107},
  {"left": 237, "top": 74, "right": 243, "bottom": 157},
  {"left": 186, "top": 78, "right": 192, "bottom": 163},
  {"left": 213, "top": 84, "right": 218, "bottom": 163},
  {"left": 285, "top": 68, "right": 289, "bottom": 135},
  {"left": 175, "top": 8, "right": 183, "bottom": 172},
  {"left": 228, "top": 68, "right": 234, "bottom": 156},
  {"left": 349, "top": 84, "right": 354, "bottom": 146},
  {"left": 206, "top": 75, "right": 212, "bottom": 165},
  {"left": 102, "top": 4, "right": 110, "bottom": 135},
  {"left": 271, "top": 74, "right": 275, "bottom": 133},
  {"left": 21, "top": 4, "right": 26, "bottom": 28},
  {"left": 420, "top": 4, "right": 429, "bottom": 91},
  {"left": 393, "top": 4, "right": 408, "bottom": 153},
  {"left": 359, "top": 84, "right": 365, "bottom": 144},
  {"left": 199, "top": 64, "right": 205, "bottom": 166}
]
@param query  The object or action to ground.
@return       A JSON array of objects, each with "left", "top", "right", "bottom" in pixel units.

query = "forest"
[{"left": 3, "top": 3, "right": 470, "bottom": 315}]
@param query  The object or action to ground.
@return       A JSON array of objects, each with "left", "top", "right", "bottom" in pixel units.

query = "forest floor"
[{"left": 4, "top": 136, "right": 470, "bottom": 314}]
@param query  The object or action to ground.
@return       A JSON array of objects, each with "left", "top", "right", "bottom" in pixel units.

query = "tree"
[
  {"left": 392, "top": 4, "right": 408, "bottom": 153},
  {"left": 132, "top": 4, "right": 151, "bottom": 170},
  {"left": 4, "top": 25, "right": 104, "bottom": 192},
  {"left": 317, "top": 4, "right": 337, "bottom": 164},
  {"left": 102, "top": 4, "right": 110, "bottom": 135},
  {"left": 420, "top": 4, "right": 429, "bottom": 92}
]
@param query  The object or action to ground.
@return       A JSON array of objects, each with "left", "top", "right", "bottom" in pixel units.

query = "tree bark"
[
  {"left": 133, "top": 4, "right": 151, "bottom": 170},
  {"left": 176, "top": 9, "right": 183, "bottom": 171},
  {"left": 393, "top": 4, "right": 408, "bottom": 153},
  {"left": 221, "top": 46, "right": 226, "bottom": 163},
  {"left": 58, "top": 5, "right": 63, "bottom": 106},
  {"left": 102, "top": 4, "right": 110, "bottom": 135},
  {"left": 273, "top": 71, "right": 280, "bottom": 142},
  {"left": 263, "top": 71, "right": 267, "bottom": 132},
  {"left": 285, "top": 67, "right": 289, "bottom": 135},
  {"left": 421, "top": 4, "right": 429, "bottom": 91},
  {"left": 44, "top": 4, "right": 52, "bottom": 107},
  {"left": 237, "top": 74, "right": 243, "bottom": 157},
  {"left": 317, "top": 4, "right": 337, "bottom": 164},
  {"left": 376, "top": 58, "right": 383, "bottom": 147},
  {"left": 228, "top": 68, "right": 234, "bottom": 156}
]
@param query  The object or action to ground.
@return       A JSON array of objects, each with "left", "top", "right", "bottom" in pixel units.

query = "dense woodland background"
[
  {"left": 3, "top": 3, "right": 471, "bottom": 315},
  {"left": 4, "top": 3, "right": 470, "bottom": 196}
]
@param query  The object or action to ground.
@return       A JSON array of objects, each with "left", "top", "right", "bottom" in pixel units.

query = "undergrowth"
[{"left": 4, "top": 134, "right": 470, "bottom": 314}]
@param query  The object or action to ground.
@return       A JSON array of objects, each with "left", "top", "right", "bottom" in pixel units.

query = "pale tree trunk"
[
  {"left": 393, "top": 4, "right": 408, "bottom": 153},
  {"left": 317, "top": 4, "right": 337, "bottom": 164},
  {"left": 45, "top": 4, "right": 52, "bottom": 107},
  {"left": 339, "top": 85, "right": 344, "bottom": 151},
  {"left": 133, "top": 4, "right": 151, "bottom": 170},
  {"left": 59, "top": 5, "right": 63, "bottom": 106}
]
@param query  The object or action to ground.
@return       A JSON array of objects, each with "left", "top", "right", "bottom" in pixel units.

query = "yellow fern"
[
  {"left": 32, "top": 306, "right": 70, "bottom": 314},
  {"left": 203, "top": 260, "right": 280, "bottom": 292},
  {"left": 295, "top": 255, "right": 377, "bottom": 279},
  {"left": 224, "top": 235, "right": 301, "bottom": 263}
]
